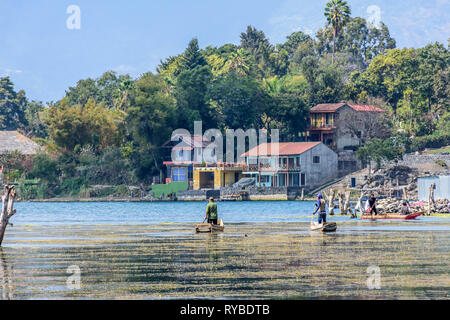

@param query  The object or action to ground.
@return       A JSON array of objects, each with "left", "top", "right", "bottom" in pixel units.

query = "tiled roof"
[
  {"left": 310, "top": 103, "right": 385, "bottom": 113},
  {"left": 348, "top": 104, "right": 385, "bottom": 112},
  {"left": 241, "top": 142, "right": 321, "bottom": 157},
  {"left": 310, "top": 103, "right": 347, "bottom": 112},
  {"left": 0, "top": 131, "right": 40, "bottom": 155}
]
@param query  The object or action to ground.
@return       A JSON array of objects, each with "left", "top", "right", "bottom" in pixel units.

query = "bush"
[
  {"left": 114, "top": 185, "right": 129, "bottom": 197},
  {"left": 55, "top": 177, "right": 88, "bottom": 197},
  {"left": 435, "top": 159, "right": 447, "bottom": 167},
  {"left": 29, "top": 153, "right": 59, "bottom": 183},
  {"left": 19, "top": 181, "right": 49, "bottom": 200},
  {"left": 410, "top": 133, "right": 450, "bottom": 152}
]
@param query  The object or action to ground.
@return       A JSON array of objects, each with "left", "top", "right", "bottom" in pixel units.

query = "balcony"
[
  {"left": 245, "top": 164, "right": 301, "bottom": 172},
  {"left": 307, "top": 124, "right": 336, "bottom": 131}
]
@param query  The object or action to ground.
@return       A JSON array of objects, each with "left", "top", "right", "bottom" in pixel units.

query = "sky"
[{"left": 1, "top": 0, "right": 449, "bottom": 103}]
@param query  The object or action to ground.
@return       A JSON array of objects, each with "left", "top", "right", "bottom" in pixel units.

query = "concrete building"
[
  {"left": 162, "top": 134, "right": 216, "bottom": 185},
  {"left": 306, "top": 103, "right": 385, "bottom": 176},
  {"left": 418, "top": 176, "right": 450, "bottom": 201},
  {"left": 241, "top": 142, "right": 338, "bottom": 191},
  {"left": 193, "top": 163, "right": 245, "bottom": 190}
]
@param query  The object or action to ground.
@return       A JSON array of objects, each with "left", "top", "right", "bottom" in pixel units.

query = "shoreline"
[{"left": 18, "top": 197, "right": 317, "bottom": 203}]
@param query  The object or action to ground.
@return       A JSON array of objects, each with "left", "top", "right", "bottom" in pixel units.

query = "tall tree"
[
  {"left": 208, "top": 74, "right": 269, "bottom": 130},
  {"left": 174, "top": 65, "right": 214, "bottom": 131},
  {"left": 0, "top": 77, "right": 28, "bottom": 130},
  {"left": 182, "top": 38, "right": 207, "bottom": 71},
  {"left": 126, "top": 73, "right": 177, "bottom": 181},
  {"left": 278, "top": 31, "right": 312, "bottom": 59},
  {"left": 240, "top": 26, "right": 274, "bottom": 78},
  {"left": 324, "top": 0, "right": 351, "bottom": 64}
]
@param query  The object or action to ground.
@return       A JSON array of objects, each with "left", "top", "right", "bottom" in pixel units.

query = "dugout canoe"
[
  {"left": 309, "top": 222, "right": 337, "bottom": 232},
  {"left": 195, "top": 219, "right": 225, "bottom": 233},
  {"left": 361, "top": 212, "right": 422, "bottom": 220}
]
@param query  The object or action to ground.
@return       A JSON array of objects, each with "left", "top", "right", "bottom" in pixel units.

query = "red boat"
[{"left": 361, "top": 212, "right": 422, "bottom": 220}]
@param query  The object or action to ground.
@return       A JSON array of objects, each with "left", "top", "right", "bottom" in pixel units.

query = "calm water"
[{"left": 1, "top": 201, "right": 449, "bottom": 299}]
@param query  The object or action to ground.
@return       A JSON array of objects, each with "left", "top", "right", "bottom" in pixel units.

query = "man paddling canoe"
[
  {"left": 313, "top": 193, "right": 327, "bottom": 224},
  {"left": 204, "top": 197, "right": 218, "bottom": 225}
]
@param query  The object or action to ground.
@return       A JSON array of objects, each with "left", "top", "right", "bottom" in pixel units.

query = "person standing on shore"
[
  {"left": 313, "top": 193, "right": 327, "bottom": 224},
  {"left": 204, "top": 197, "right": 218, "bottom": 225}
]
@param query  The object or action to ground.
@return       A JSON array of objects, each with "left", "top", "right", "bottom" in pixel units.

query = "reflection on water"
[{"left": 1, "top": 219, "right": 449, "bottom": 300}]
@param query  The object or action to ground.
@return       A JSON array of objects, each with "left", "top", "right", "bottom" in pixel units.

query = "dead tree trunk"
[
  {"left": 357, "top": 191, "right": 365, "bottom": 216},
  {"left": 343, "top": 191, "right": 353, "bottom": 216},
  {"left": 325, "top": 189, "right": 335, "bottom": 215},
  {"left": 300, "top": 188, "right": 304, "bottom": 201},
  {"left": 0, "top": 185, "right": 16, "bottom": 246},
  {"left": 401, "top": 186, "right": 408, "bottom": 201},
  {"left": 427, "top": 183, "right": 436, "bottom": 216},
  {"left": 338, "top": 191, "right": 345, "bottom": 215}
]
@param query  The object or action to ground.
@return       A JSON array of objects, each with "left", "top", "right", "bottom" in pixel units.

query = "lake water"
[{"left": 1, "top": 201, "right": 449, "bottom": 299}]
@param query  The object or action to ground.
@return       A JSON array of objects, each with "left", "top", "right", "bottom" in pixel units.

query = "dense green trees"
[
  {"left": 0, "top": 77, "right": 28, "bottom": 130},
  {"left": 2, "top": 0, "right": 449, "bottom": 198}
]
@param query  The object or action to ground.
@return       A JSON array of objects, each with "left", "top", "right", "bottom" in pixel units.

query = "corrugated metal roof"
[
  {"left": 242, "top": 142, "right": 321, "bottom": 157},
  {"left": 0, "top": 131, "right": 40, "bottom": 155}
]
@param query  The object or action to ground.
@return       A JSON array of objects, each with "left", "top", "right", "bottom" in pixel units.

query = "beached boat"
[
  {"left": 361, "top": 212, "right": 422, "bottom": 220},
  {"left": 195, "top": 219, "right": 225, "bottom": 233},
  {"left": 310, "top": 222, "right": 337, "bottom": 232}
]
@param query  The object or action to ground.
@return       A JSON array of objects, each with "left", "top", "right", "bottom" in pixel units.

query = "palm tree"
[
  {"left": 225, "top": 49, "right": 251, "bottom": 76},
  {"left": 324, "top": 0, "right": 351, "bottom": 64}
]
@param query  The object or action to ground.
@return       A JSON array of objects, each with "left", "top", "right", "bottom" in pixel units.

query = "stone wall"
[
  {"left": 177, "top": 189, "right": 221, "bottom": 201},
  {"left": 221, "top": 186, "right": 304, "bottom": 201},
  {"left": 177, "top": 190, "right": 206, "bottom": 201},
  {"left": 392, "top": 154, "right": 450, "bottom": 167}
]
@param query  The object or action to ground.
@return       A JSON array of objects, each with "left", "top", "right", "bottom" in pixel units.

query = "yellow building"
[{"left": 193, "top": 164, "right": 244, "bottom": 190}]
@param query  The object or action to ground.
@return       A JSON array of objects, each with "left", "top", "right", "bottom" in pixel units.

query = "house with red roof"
[
  {"left": 307, "top": 103, "right": 385, "bottom": 151},
  {"left": 241, "top": 142, "right": 337, "bottom": 189},
  {"left": 307, "top": 103, "right": 385, "bottom": 176}
]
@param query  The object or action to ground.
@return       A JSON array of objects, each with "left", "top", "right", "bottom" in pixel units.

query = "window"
[
  {"left": 172, "top": 167, "right": 186, "bottom": 181},
  {"left": 313, "top": 156, "right": 320, "bottom": 164},
  {"left": 290, "top": 173, "right": 299, "bottom": 186},
  {"left": 301, "top": 173, "right": 306, "bottom": 186},
  {"left": 311, "top": 114, "right": 322, "bottom": 127}
]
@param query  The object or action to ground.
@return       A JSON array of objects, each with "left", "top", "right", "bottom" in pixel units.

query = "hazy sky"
[{"left": 1, "top": 0, "right": 449, "bottom": 103}]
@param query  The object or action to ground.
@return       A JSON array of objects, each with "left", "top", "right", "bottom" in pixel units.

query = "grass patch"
[{"left": 427, "top": 146, "right": 450, "bottom": 154}]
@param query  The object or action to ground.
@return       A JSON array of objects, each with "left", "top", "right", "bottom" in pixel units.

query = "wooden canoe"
[
  {"left": 310, "top": 222, "right": 337, "bottom": 233},
  {"left": 195, "top": 219, "right": 224, "bottom": 233},
  {"left": 361, "top": 212, "right": 422, "bottom": 220}
]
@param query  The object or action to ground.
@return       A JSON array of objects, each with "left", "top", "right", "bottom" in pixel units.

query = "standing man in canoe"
[
  {"left": 204, "top": 197, "right": 218, "bottom": 225},
  {"left": 367, "top": 193, "right": 378, "bottom": 215},
  {"left": 313, "top": 193, "right": 327, "bottom": 224}
]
